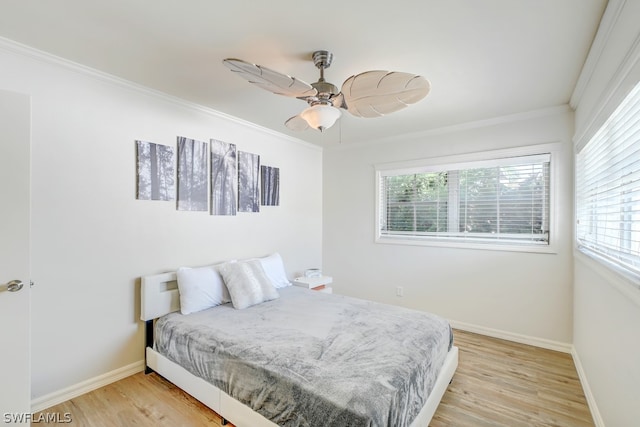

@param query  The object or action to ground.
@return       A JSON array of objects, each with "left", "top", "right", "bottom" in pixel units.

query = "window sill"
[{"left": 375, "top": 235, "right": 558, "bottom": 254}]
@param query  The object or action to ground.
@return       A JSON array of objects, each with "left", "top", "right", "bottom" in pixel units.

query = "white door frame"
[{"left": 0, "top": 90, "right": 32, "bottom": 425}]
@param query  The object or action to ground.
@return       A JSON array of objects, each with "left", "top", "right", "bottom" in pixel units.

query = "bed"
[{"left": 140, "top": 255, "right": 458, "bottom": 427}]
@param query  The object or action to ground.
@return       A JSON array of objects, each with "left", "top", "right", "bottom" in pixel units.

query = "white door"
[{"left": 0, "top": 90, "right": 31, "bottom": 424}]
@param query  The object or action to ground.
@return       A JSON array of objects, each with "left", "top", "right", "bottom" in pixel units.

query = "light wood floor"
[
  {"left": 34, "top": 330, "right": 594, "bottom": 426},
  {"left": 432, "top": 330, "right": 594, "bottom": 427}
]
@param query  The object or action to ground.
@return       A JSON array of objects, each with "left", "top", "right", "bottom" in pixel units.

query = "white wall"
[
  {"left": 573, "top": 255, "right": 640, "bottom": 427},
  {"left": 0, "top": 40, "right": 323, "bottom": 401},
  {"left": 570, "top": 1, "right": 640, "bottom": 425},
  {"left": 323, "top": 108, "right": 575, "bottom": 346}
]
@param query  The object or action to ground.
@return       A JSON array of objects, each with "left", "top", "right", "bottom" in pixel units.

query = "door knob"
[
  {"left": 1, "top": 280, "right": 23, "bottom": 293},
  {"left": 7, "top": 280, "right": 23, "bottom": 292}
]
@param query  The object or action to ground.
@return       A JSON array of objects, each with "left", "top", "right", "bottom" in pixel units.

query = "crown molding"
[
  {"left": 572, "top": 5, "right": 640, "bottom": 150},
  {"left": 570, "top": 0, "right": 627, "bottom": 109},
  {"left": 0, "top": 36, "right": 321, "bottom": 152},
  {"left": 328, "top": 104, "right": 572, "bottom": 152}
]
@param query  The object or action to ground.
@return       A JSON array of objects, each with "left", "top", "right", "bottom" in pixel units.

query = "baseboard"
[
  {"left": 31, "top": 360, "right": 145, "bottom": 413},
  {"left": 449, "top": 320, "right": 573, "bottom": 353},
  {"left": 571, "top": 347, "right": 605, "bottom": 427}
]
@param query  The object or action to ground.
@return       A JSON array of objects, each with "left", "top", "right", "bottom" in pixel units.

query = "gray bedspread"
[{"left": 154, "top": 286, "right": 452, "bottom": 427}]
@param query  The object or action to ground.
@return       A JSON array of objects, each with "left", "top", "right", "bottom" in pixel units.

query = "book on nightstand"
[{"left": 292, "top": 276, "right": 333, "bottom": 289}]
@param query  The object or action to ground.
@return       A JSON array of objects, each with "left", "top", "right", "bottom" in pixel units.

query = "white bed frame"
[{"left": 141, "top": 271, "right": 459, "bottom": 427}]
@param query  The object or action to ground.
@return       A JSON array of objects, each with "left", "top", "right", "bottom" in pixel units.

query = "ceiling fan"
[{"left": 222, "top": 50, "right": 431, "bottom": 132}]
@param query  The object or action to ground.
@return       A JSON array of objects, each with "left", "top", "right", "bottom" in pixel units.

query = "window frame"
[{"left": 374, "top": 144, "right": 559, "bottom": 253}]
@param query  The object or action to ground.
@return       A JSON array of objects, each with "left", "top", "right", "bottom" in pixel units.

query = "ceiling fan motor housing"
[
  {"left": 311, "top": 81, "right": 338, "bottom": 101},
  {"left": 310, "top": 50, "right": 338, "bottom": 105}
]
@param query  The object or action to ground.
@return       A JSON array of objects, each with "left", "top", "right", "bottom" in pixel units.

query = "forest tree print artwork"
[
  {"left": 210, "top": 139, "right": 237, "bottom": 215},
  {"left": 136, "top": 140, "right": 174, "bottom": 201},
  {"left": 177, "top": 136, "right": 208, "bottom": 211},
  {"left": 238, "top": 151, "right": 260, "bottom": 212},
  {"left": 261, "top": 165, "right": 280, "bottom": 206}
]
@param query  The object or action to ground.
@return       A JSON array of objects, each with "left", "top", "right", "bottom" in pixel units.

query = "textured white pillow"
[
  {"left": 259, "top": 252, "right": 291, "bottom": 288},
  {"left": 176, "top": 265, "right": 231, "bottom": 315},
  {"left": 219, "top": 260, "right": 279, "bottom": 309}
]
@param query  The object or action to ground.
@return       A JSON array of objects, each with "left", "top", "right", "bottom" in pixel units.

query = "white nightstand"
[{"left": 292, "top": 276, "right": 333, "bottom": 294}]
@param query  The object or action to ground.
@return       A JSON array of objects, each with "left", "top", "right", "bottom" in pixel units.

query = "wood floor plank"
[
  {"left": 34, "top": 329, "right": 594, "bottom": 426},
  {"left": 431, "top": 330, "right": 594, "bottom": 427}
]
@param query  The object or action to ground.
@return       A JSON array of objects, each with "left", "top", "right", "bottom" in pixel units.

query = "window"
[
  {"left": 376, "top": 150, "right": 552, "bottom": 250},
  {"left": 576, "top": 81, "right": 640, "bottom": 278}
]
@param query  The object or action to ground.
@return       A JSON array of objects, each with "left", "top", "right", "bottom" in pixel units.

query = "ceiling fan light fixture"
[
  {"left": 223, "top": 51, "right": 430, "bottom": 135},
  {"left": 300, "top": 104, "right": 341, "bottom": 132}
]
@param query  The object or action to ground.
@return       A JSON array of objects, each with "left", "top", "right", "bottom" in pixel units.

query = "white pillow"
[
  {"left": 219, "top": 260, "right": 279, "bottom": 309},
  {"left": 176, "top": 265, "right": 231, "bottom": 315},
  {"left": 259, "top": 252, "right": 291, "bottom": 288}
]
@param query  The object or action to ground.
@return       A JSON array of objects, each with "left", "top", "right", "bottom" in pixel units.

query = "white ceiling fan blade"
[
  {"left": 284, "top": 114, "right": 310, "bottom": 131},
  {"left": 341, "top": 71, "right": 430, "bottom": 118},
  {"left": 223, "top": 58, "right": 317, "bottom": 98}
]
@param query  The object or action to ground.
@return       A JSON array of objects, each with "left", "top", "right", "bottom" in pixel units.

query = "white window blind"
[
  {"left": 576, "top": 81, "right": 640, "bottom": 277},
  {"left": 379, "top": 154, "right": 551, "bottom": 246}
]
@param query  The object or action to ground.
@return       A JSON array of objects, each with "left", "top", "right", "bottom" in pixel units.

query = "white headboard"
[{"left": 140, "top": 271, "right": 180, "bottom": 321}]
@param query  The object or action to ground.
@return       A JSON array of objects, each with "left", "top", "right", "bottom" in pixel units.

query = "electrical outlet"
[{"left": 396, "top": 286, "right": 404, "bottom": 297}]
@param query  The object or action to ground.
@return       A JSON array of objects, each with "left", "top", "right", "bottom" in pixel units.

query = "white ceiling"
[{"left": 0, "top": 0, "right": 607, "bottom": 146}]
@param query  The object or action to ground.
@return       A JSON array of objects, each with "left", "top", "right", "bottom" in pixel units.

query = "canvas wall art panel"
[
  {"left": 210, "top": 139, "right": 237, "bottom": 215},
  {"left": 238, "top": 151, "right": 260, "bottom": 213},
  {"left": 177, "top": 136, "right": 208, "bottom": 211},
  {"left": 261, "top": 165, "right": 280, "bottom": 206},
  {"left": 136, "top": 140, "right": 175, "bottom": 201}
]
